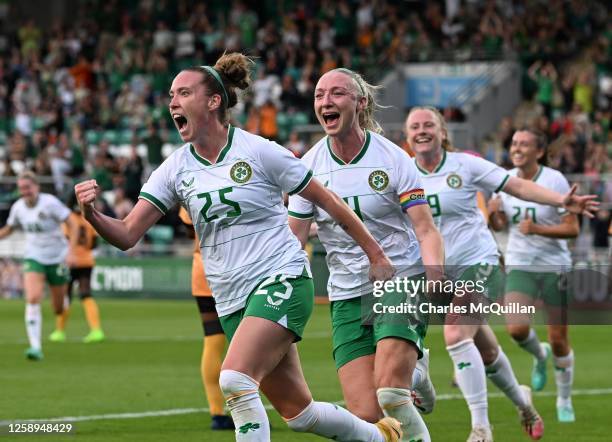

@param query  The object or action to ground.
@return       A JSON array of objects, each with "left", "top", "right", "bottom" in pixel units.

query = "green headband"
[{"left": 201, "top": 66, "right": 229, "bottom": 105}]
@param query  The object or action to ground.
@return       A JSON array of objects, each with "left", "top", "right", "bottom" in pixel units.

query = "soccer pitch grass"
[{"left": 1, "top": 299, "right": 610, "bottom": 441}]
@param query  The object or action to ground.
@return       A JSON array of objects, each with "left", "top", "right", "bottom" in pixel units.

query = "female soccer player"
[
  {"left": 178, "top": 207, "right": 233, "bottom": 430},
  {"left": 405, "top": 107, "right": 596, "bottom": 442},
  {"left": 75, "top": 53, "right": 401, "bottom": 442},
  {"left": 0, "top": 171, "right": 74, "bottom": 360},
  {"left": 288, "top": 68, "right": 444, "bottom": 442},
  {"left": 63, "top": 206, "right": 105, "bottom": 343},
  {"left": 488, "top": 128, "right": 578, "bottom": 423}
]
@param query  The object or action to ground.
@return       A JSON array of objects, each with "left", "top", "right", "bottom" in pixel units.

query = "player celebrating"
[
  {"left": 75, "top": 52, "right": 402, "bottom": 442},
  {"left": 405, "top": 107, "right": 597, "bottom": 442},
  {"left": 62, "top": 206, "right": 105, "bottom": 343},
  {"left": 489, "top": 128, "right": 578, "bottom": 423},
  {"left": 0, "top": 171, "right": 74, "bottom": 360},
  {"left": 288, "top": 68, "right": 443, "bottom": 442},
  {"left": 178, "top": 207, "right": 233, "bottom": 430}
]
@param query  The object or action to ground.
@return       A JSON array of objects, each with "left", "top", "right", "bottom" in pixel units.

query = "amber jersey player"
[
  {"left": 62, "top": 210, "right": 105, "bottom": 343},
  {"left": 179, "top": 207, "right": 233, "bottom": 430}
]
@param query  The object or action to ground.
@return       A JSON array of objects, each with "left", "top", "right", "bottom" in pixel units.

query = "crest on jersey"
[
  {"left": 446, "top": 173, "right": 463, "bottom": 189},
  {"left": 230, "top": 161, "right": 252, "bottom": 184},
  {"left": 368, "top": 170, "right": 389, "bottom": 192}
]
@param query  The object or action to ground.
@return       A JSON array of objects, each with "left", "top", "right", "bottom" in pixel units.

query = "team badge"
[
  {"left": 446, "top": 173, "right": 463, "bottom": 189},
  {"left": 230, "top": 161, "right": 252, "bottom": 184},
  {"left": 368, "top": 170, "right": 389, "bottom": 191}
]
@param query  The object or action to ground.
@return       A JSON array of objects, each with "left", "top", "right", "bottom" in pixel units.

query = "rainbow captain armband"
[{"left": 399, "top": 188, "right": 427, "bottom": 211}]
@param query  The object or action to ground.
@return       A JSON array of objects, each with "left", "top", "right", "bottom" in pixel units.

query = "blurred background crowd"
[{"left": 0, "top": 0, "right": 609, "bottom": 273}]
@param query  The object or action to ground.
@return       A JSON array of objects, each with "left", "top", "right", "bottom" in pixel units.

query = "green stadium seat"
[
  {"left": 146, "top": 225, "right": 174, "bottom": 254},
  {"left": 119, "top": 130, "right": 134, "bottom": 144},
  {"left": 103, "top": 130, "right": 118, "bottom": 144},
  {"left": 291, "top": 112, "right": 310, "bottom": 127},
  {"left": 32, "top": 117, "right": 45, "bottom": 131},
  {"left": 276, "top": 112, "right": 292, "bottom": 141},
  {"left": 86, "top": 130, "right": 101, "bottom": 145}
]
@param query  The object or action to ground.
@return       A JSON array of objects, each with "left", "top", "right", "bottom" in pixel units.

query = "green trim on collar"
[
  {"left": 189, "top": 125, "right": 235, "bottom": 166},
  {"left": 326, "top": 131, "right": 371, "bottom": 165},
  {"left": 532, "top": 165, "right": 543, "bottom": 182},
  {"left": 416, "top": 150, "right": 446, "bottom": 175}
]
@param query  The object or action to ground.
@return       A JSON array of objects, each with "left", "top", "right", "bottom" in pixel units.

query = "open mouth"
[
  {"left": 173, "top": 114, "right": 188, "bottom": 131},
  {"left": 322, "top": 112, "right": 340, "bottom": 126},
  {"left": 414, "top": 135, "right": 432, "bottom": 144}
]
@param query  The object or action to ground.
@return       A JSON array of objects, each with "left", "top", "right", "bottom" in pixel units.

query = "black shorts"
[
  {"left": 70, "top": 267, "right": 93, "bottom": 281},
  {"left": 195, "top": 296, "right": 216, "bottom": 314}
]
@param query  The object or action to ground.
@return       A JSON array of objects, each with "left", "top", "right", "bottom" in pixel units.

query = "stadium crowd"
[{"left": 0, "top": 0, "right": 609, "bottom": 234}]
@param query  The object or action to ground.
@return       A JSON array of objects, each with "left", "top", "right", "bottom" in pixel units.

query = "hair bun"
[{"left": 214, "top": 53, "right": 253, "bottom": 91}]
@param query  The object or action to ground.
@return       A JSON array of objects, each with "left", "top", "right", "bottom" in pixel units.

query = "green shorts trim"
[
  {"left": 219, "top": 272, "right": 314, "bottom": 343},
  {"left": 331, "top": 273, "right": 428, "bottom": 370},
  {"left": 505, "top": 270, "right": 570, "bottom": 306},
  {"left": 457, "top": 263, "right": 505, "bottom": 301},
  {"left": 23, "top": 259, "right": 69, "bottom": 286}
]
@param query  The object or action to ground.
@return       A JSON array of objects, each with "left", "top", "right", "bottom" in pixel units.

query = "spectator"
[
  {"left": 286, "top": 131, "right": 306, "bottom": 157},
  {"left": 91, "top": 152, "right": 113, "bottom": 191},
  {"left": 529, "top": 61, "right": 558, "bottom": 120},
  {"left": 143, "top": 122, "right": 164, "bottom": 172},
  {"left": 121, "top": 141, "right": 144, "bottom": 203},
  {"left": 258, "top": 101, "right": 279, "bottom": 141}
]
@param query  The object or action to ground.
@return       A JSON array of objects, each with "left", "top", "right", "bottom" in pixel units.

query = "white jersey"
[
  {"left": 500, "top": 166, "right": 572, "bottom": 269},
  {"left": 417, "top": 151, "right": 509, "bottom": 275},
  {"left": 140, "top": 126, "right": 312, "bottom": 316},
  {"left": 7, "top": 193, "right": 70, "bottom": 265},
  {"left": 288, "top": 131, "right": 426, "bottom": 301}
]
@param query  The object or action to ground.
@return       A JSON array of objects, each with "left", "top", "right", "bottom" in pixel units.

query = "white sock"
[
  {"left": 286, "top": 401, "right": 385, "bottom": 442},
  {"left": 219, "top": 370, "right": 270, "bottom": 441},
  {"left": 411, "top": 367, "right": 424, "bottom": 388},
  {"left": 377, "top": 387, "right": 431, "bottom": 442},
  {"left": 485, "top": 346, "right": 528, "bottom": 408},
  {"left": 25, "top": 303, "right": 42, "bottom": 350},
  {"left": 554, "top": 350, "right": 574, "bottom": 406},
  {"left": 516, "top": 329, "right": 545, "bottom": 360},
  {"left": 447, "top": 339, "right": 489, "bottom": 428}
]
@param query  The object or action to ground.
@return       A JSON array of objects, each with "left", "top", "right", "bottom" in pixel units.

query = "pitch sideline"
[{"left": 2, "top": 388, "right": 612, "bottom": 426}]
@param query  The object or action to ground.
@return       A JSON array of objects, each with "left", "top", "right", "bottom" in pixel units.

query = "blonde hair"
[
  {"left": 186, "top": 52, "right": 255, "bottom": 124},
  {"left": 331, "top": 68, "right": 384, "bottom": 134},
  {"left": 406, "top": 106, "right": 454, "bottom": 151},
  {"left": 17, "top": 170, "right": 38, "bottom": 184}
]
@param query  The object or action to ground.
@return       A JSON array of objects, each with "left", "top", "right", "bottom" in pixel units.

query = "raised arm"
[
  {"left": 75, "top": 180, "right": 163, "bottom": 251},
  {"left": 0, "top": 224, "right": 13, "bottom": 240},
  {"left": 502, "top": 177, "right": 599, "bottom": 217},
  {"left": 296, "top": 178, "right": 395, "bottom": 281},
  {"left": 519, "top": 212, "right": 579, "bottom": 239},
  {"left": 405, "top": 204, "right": 445, "bottom": 281}
]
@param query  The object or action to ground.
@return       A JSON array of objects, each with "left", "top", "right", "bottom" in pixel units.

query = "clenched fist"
[{"left": 74, "top": 180, "right": 100, "bottom": 216}]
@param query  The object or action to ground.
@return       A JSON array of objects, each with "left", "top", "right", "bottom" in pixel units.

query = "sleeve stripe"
[
  {"left": 139, "top": 192, "right": 168, "bottom": 214},
  {"left": 288, "top": 210, "right": 314, "bottom": 219},
  {"left": 288, "top": 170, "right": 313, "bottom": 196},
  {"left": 494, "top": 175, "right": 510, "bottom": 193}
]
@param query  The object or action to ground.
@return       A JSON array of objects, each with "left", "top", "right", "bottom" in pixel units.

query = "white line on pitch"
[{"left": 2, "top": 388, "right": 611, "bottom": 426}]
